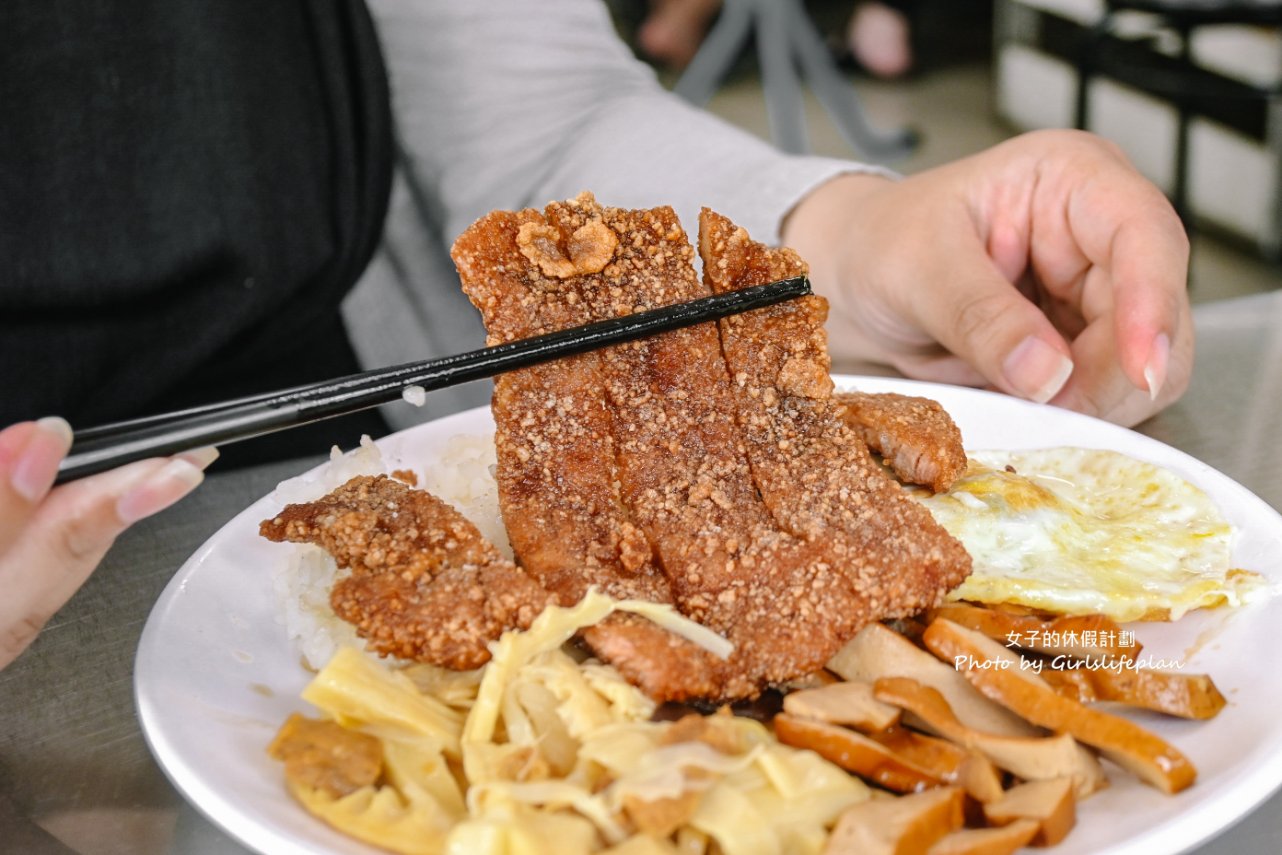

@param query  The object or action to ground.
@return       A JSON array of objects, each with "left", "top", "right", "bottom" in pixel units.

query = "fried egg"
[{"left": 913, "top": 448, "right": 1251, "bottom": 622}]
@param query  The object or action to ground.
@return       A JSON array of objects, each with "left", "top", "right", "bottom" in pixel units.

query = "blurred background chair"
[
  {"left": 1074, "top": 1, "right": 1282, "bottom": 248},
  {"left": 671, "top": 0, "right": 919, "bottom": 159},
  {"left": 607, "top": 0, "right": 1281, "bottom": 296}
]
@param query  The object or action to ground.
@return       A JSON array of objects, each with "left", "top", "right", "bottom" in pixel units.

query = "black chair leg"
[
  {"left": 1075, "top": 15, "right": 1113, "bottom": 130},
  {"left": 1171, "top": 21, "right": 1194, "bottom": 233}
]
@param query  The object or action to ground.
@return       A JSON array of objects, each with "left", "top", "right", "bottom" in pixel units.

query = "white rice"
[
  {"left": 420, "top": 434, "right": 510, "bottom": 558},
  {"left": 401, "top": 384, "right": 427, "bottom": 407},
  {"left": 268, "top": 432, "right": 507, "bottom": 670}
]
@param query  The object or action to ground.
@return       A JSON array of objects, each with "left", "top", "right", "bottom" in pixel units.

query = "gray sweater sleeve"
[
  {"left": 366, "top": 0, "right": 889, "bottom": 247},
  {"left": 348, "top": 0, "right": 894, "bottom": 426}
]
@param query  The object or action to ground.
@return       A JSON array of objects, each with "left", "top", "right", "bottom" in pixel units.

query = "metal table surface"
[{"left": 3, "top": 291, "right": 1281, "bottom": 854}]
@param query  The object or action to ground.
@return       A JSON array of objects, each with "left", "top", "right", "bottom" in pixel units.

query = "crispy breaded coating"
[
  {"left": 454, "top": 193, "right": 870, "bottom": 700},
  {"left": 451, "top": 202, "right": 672, "bottom": 608},
  {"left": 454, "top": 193, "right": 737, "bottom": 700},
  {"left": 584, "top": 617, "right": 736, "bottom": 701},
  {"left": 539, "top": 195, "right": 867, "bottom": 698},
  {"left": 698, "top": 208, "right": 971, "bottom": 618},
  {"left": 268, "top": 196, "right": 974, "bottom": 702},
  {"left": 259, "top": 475, "right": 554, "bottom": 669},
  {"left": 837, "top": 391, "right": 966, "bottom": 492}
]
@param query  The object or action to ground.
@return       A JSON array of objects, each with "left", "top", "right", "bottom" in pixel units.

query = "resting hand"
[
  {"left": 783, "top": 129, "right": 1192, "bottom": 427},
  {"left": 0, "top": 418, "right": 215, "bottom": 669}
]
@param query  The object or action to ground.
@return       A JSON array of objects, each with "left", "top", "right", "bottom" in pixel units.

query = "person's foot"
[
  {"left": 846, "top": 2, "right": 913, "bottom": 79},
  {"left": 637, "top": 0, "right": 723, "bottom": 69}
]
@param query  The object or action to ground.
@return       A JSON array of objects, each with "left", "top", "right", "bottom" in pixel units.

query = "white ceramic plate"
[{"left": 135, "top": 376, "right": 1282, "bottom": 855}]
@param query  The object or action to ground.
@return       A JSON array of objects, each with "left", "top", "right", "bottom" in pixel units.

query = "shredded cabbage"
[
  {"left": 280, "top": 591, "right": 868, "bottom": 854},
  {"left": 288, "top": 782, "right": 451, "bottom": 855},
  {"left": 689, "top": 781, "right": 776, "bottom": 855},
  {"left": 469, "top": 779, "right": 628, "bottom": 844},
  {"left": 612, "top": 599, "right": 734, "bottom": 660},
  {"left": 304, "top": 647, "right": 463, "bottom": 756},
  {"left": 579, "top": 661, "right": 657, "bottom": 722}
]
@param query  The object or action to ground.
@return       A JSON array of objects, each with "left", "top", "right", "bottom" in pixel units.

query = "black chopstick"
[{"left": 56, "top": 276, "right": 811, "bottom": 483}]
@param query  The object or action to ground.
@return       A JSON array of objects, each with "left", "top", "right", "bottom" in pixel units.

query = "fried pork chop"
[
  {"left": 262, "top": 194, "right": 973, "bottom": 702},
  {"left": 453, "top": 194, "right": 870, "bottom": 699},
  {"left": 536, "top": 195, "right": 867, "bottom": 696},
  {"left": 259, "top": 475, "right": 554, "bottom": 669},
  {"left": 836, "top": 391, "right": 967, "bottom": 493},
  {"left": 450, "top": 204, "right": 670, "bottom": 608},
  {"left": 452, "top": 196, "right": 741, "bottom": 700},
  {"left": 698, "top": 209, "right": 971, "bottom": 618}
]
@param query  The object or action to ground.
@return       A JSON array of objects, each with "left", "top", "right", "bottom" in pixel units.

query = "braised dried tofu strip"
[
  {"left": 453, "top": 197, "right": 727, "bottom": 699},
  {"left": 259, "top": 475, "right": 553, "bottom": 669},
  {"left": 872, "top": 676, "right": 1106, "bottom": 798},
  {"left": 982, "top": 778, "right": 1077, "bottom": 847},
  {"left": 827, "top": 623, "right": 1040, "bottom": 738},
  {"left": 698, "top": 208, "right": 971, "bottom": 618},
  {"left": 927, "top": 821, "right": 1039, "bottom": 855},
  {"left": 928, "top": 603, "right": 1141, "bottom": 664},
  {"left": 774, "top": 714, "right": 945, "bottom": 793},
  {"left": 836, "top": 391, "right": 967, "bottom": 493},
  {"left": 923, "top": 618, "right": 1196, "bottom": 794},
  {"left": 542, "top": 194, "right": 866, "bottom": 698},
  {"left": 782, "top": 681, "right": 901, "bottom": 732},
  {"left": 1045, "top": 666, "right": 1226, "bottom": 720},
  {"left": 826, "top": 787, "right": 965, "bottom": 855}
]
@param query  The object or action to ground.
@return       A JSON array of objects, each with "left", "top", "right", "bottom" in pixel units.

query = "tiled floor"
[{"left": 690, "top": 59, "right": 1281, "bottom": 302}]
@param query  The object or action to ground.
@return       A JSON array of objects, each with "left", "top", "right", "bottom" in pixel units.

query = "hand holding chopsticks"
[{"left": 57, "top": 276, "right": 812, "bottom": 484}]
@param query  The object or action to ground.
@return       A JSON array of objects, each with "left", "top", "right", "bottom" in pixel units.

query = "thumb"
[
  {"left": 913, "top": 245, "right": 1075, "bottom": 404},
  {"left": 0, "top": 450, "right": 215, "bottom": 668}
]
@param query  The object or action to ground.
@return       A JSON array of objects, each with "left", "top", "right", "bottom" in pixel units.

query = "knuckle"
[
  {"left": 1, "top": 612, "right": 49, "bottom": 663},
  {"left": 1087, "top": 132, "right": 1127, "bottom": 163},
  {"left": 1164, "top": 361, "right": 1192, "bottom": 403},
  {"left": 1068, "top": 127, "right": 1124, "bottom": 161},
  {"left": 56, "top": 513, "right": 111, "bottom": 566},
  {"left": 1063, "top": 391, "right": 1103, "bottom": 424},
  {"left": 1072, "top": 383, "right": 1110, "bottom": 421},
  {"left": 1027, "top": 127, "right": 1114, "bottom": 157},
  {"left": 43, "top": 495, "right": 120, "bottom": 568},
  {"left": 1160, "top": 206, "right": 1191, "bottom": 257},
  {"left": 950, "top": 287, "right": 1015, "bottom": 352}
]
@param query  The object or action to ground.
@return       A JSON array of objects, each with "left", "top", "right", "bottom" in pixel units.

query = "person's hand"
[
  {"left": 0, "top": 418, "right": 216, "bottom": 669},
  {"left": 783, "top": 129, "right": 1192, "bottom": 427}
]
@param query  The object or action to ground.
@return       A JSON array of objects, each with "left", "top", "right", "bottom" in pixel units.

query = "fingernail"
[
  {"left": 11, "top": 416, "right": 73, "bottom": 502},
  {"left": 116, "top": 458, "right": 205, "bottom": 524},
  {"left": 179, "top": 446, "right": 220, "bottom": 470},
  {"left": 1002, "top": 335, "right": 1074, "bottom": 404},
  {"left": 1144, "top": 332, "right": 1170, "bottom": 402}
]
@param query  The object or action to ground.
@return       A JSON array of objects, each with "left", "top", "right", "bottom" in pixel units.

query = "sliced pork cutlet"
[
  {"left": 542, "top": 194, "right": 868, "bottom": 699},
  {"left": 260, "top": 475, "right": 554, "bottom": 669},
  {"left": 836, "top": 391, "right": 966, "bottom": 492},
  {"left": 453, "top": 195, "right": 730, "bottom": 700},
  {"left": 451, "top": 203, "right": 669, "bottom": 607},
  {"left": 698, "top": 209, "right": 971, "bottom": 618}
]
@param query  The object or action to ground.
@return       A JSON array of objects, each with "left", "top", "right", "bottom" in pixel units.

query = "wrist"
[
  {"left": 781, "top": 171, "right": 896, "bottom": 364},
  {"left": 781, "top": 171, "right": 891, "bottom": 256}
]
